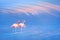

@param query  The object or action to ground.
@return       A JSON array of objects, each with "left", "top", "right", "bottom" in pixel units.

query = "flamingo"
[{"left": 11, "top": 20, "right": 25, "bottom": 32}]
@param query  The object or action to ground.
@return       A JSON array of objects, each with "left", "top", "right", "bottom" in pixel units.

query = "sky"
[{"left": 0, "top": 0, "right": 60, "bottom": 40}]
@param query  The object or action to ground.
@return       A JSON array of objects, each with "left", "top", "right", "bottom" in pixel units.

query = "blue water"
[{"left": 0, "top": 25, "right": 60, "bottom": 40}]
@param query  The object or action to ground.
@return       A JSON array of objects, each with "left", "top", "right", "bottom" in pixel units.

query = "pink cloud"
[
  {"left": 0, "top": 2, "right": 60, "bottom": 15},
  {"left": 15, "top": 5, "right": 51, "bottom": 15},
  {"left": 41, "top": 2, "right": 60, "bottom": 11}
]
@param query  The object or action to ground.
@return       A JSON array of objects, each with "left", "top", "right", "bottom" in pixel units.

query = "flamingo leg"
[{"left": 20, "top": 27, "right": 22, "bottom": 32}]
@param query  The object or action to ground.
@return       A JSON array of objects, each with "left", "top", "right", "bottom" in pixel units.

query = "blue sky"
[{"left": 0, "top": 0, "right": 60, "bottom": 40}]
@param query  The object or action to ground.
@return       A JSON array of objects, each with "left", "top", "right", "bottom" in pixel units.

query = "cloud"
[
  {"left": 40, "top": 2, "right": 60, "bottom": 11},
  {"left": 0, "top": 2, "right": 60, "bottom": 15}
]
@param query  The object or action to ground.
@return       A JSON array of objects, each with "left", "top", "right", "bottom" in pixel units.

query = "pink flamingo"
[{"left": 11, "top": 20, "right": 25, "bottom": 32}]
